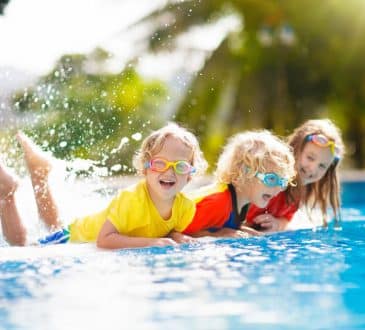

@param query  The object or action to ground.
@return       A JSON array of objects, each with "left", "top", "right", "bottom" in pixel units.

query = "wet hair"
[
  {"left": 215, "top": 130, "right": 296, "bottom": 190},
  {"left": 133, "top": 122, "right": 208, "bottom": 176},
  {"left": 287, "top": 119, "right": 345, "bottom": 225}
]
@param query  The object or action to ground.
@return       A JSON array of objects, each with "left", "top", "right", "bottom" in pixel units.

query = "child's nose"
[
  {"left": 307, "top": 162, "right": 317, "bottom": 174},
  {"left": 165, "top": 165, "right": 175, "bottom": 174},
  {"left": 274, "top": 185, "right": 283, "bottom": 194},
  {"left": 268, "top": 185, "right": 282, "bottom": 195}
]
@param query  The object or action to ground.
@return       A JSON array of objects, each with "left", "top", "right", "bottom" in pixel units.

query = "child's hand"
[
  {"left": 252, "top": 214, "right": 280, "bottom": 232},
  {"left": 152, "top": 237, "right": 178, "bottom": 247},
  {"left": 240, "top": 225, "right": 263, "bottom": 236},
  {"left": 214, "top": 227, "right": 250, "bottom": 238},
  {"left": 168, "top": 231, "right": 196, "bottom": 244}
]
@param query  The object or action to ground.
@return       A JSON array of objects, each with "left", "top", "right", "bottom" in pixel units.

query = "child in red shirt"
[
  {"left": 245, "top": 119, "right": 345, "bottom": 232},
  {"left": 180, "top": 130, "right": 296, "bottom": 238}
]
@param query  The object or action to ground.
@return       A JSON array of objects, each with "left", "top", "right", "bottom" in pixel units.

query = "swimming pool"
[{"left": 1, "top": 181, "right": 365, "bottom": 330}]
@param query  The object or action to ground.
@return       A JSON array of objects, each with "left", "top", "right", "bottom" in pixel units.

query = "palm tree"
[{"left": 135, "top": 0, "right": 365, "bottom": 167}]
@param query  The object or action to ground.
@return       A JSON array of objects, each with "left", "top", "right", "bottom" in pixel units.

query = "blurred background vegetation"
[
  {"left": 1, "top": 0, "right": 365, "bottom": 174},
  {"left": 8, "top": 51, "right": 167, "bottom": 173}
]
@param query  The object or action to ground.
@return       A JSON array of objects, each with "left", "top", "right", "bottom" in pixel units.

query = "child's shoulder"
[
  {"left": 108, "top": 180, "right": 150, "bottom": 217},
  {"left": 186, "top": 181, "right": 228, "bottom": 201},
  {"left": 175, "top": 190, "right": 195, "bottom": 207},
  {"left": 114, "top": 180, "right": 147, "bottom": 201}
]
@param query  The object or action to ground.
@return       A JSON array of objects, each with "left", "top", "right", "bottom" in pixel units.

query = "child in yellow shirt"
[{"left": 0, "top": 123, "right": 207, "bottom": 249}]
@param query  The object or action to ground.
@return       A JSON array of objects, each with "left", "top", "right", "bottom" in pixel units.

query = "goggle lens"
[
  {"left": 256, "top": 172, "right": 288, "bottom": 189},
  {"left": 150, "top": 159, "right": 168, "bottom": 171},
  {"left": 175, "top": 161, "right": 192, "bottom": 174}
]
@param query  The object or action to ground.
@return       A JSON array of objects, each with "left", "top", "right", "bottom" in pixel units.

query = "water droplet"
[
  {"left": 111, "top": 164, "right": 122, "bottom": 172},
  {"left": 131, "top": 133, "right": 142, "bottom": 141}
]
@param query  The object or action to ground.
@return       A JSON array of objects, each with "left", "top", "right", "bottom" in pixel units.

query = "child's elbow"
[{"left": 96, "top": 235, "right": 108, "bottom": 249}]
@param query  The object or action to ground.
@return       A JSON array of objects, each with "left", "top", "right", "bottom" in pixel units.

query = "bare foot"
[
  {"left": 16, "top": 132, "right": 52, "bottom": 178},
  {"left": 0, "top": 162, "right": 19, "bottom": 199}
]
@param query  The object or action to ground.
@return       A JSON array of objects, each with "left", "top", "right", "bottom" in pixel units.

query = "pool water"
[{"left": 0, "top": 182, "right": 365, "bottom": 330}]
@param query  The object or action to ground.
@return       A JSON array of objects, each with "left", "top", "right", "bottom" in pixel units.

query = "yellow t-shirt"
[{"left": 69, "top": 180, "right": 195, "bottom": 243}]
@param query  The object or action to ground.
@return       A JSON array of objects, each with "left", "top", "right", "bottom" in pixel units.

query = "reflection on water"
[
  {"left": 1, "top": 221, "right": 365, "bottom": 329},
  {"left": 1, "top": 178, "right": 365, "bottom": 329}
]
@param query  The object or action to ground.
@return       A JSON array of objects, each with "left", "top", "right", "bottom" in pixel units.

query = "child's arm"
[
  {"left": 97, "top": 219, "right": 177, "bottom": 249},
  {"left": 189, "top": 228, "right": 257, "bottom": 238},
  {"left": 239, "top": 225, "right": 263, "bottom": 236},
  {"left": 168, "top": 230, "right": 196, "bottom": 243}
]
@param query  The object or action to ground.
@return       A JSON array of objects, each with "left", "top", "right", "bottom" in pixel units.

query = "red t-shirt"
[
  {"left": 246, "top": 191, "right": 298, "bottom": 224},
  {"left": 183, "top": 183, "right": 234, "bottom": 234}
]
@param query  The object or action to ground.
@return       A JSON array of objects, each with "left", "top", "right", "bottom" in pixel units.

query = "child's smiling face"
[
  {"left": 297, "top": 142, "right": 335, "bottom": 185},
  {"left": 145, "top": 135, "right": 193, "bottom": 204}
]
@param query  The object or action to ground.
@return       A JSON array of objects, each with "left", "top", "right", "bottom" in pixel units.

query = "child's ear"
[{"left": 187, "top": 175, "right": 192, "bottom": 183}]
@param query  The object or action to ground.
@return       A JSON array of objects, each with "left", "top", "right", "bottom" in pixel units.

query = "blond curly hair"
[
  {"left": 133, "top": 122, "right": 208, "bottom": 176},
  {"left": 215, "top": 130, "right": 296, "bottom": 189}
]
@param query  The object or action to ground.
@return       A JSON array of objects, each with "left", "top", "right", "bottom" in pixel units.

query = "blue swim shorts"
[{"left": 38, "top": 228, "right": 70, "bottom": 245}]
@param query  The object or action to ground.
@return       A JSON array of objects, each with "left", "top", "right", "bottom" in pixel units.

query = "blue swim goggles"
[{"left": 255, "top": 171, "right": 289, "bottom": 189}]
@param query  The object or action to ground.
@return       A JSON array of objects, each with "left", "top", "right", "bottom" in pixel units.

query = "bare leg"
[
  {"left": 0, "top": 163, "right": 27, "bottom": 245},
  {"left": 16, "top": 132, "right": 61, "bottom": 229}
]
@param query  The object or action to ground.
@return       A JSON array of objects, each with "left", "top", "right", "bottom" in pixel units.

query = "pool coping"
[{"left": 340, "top": 170, "right": 365, "bottom": 182}]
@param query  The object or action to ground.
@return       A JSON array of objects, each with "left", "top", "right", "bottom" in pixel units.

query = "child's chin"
[
  {"left": 164, "top": 189, "right": 177, "bottom": 197},
  {"left": 255, "top": 200, "right": 268, "bottom": 209},
  {"left": 301, "top": 179, "right": 312, "bottom": 185}
]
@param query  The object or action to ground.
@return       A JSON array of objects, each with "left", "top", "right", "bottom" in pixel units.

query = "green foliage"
[
  {"left": 11, "top": 51, "right": 168, "bottom": 174},
  {"left": 0, "top": 0, "right": 9, "bottom": 15},
  {"left": 142, "top": 0, "right": 365, "bottom": 168},
  {"left": 6, "top": 1, "right": 365, "bottom": 170}
]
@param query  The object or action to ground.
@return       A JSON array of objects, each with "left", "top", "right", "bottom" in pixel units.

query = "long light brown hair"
[{"left": 286, "top": 119, "right": 345, "bottom": 226}]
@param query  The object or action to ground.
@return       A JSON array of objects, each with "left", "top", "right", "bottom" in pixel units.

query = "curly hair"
[
  {"left": 132, "top": 122, "right": 208, "bottom": 176},
  {"left": 286, "top": 119, "right": 345, "bottom": 225},
  {"left": 215, "top": 130, "right": 296, "bottom": 190}
]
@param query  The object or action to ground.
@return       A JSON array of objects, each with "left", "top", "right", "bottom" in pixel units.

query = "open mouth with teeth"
[{"left": 159, "top": 179, "right": 176, "bottom": 188}]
